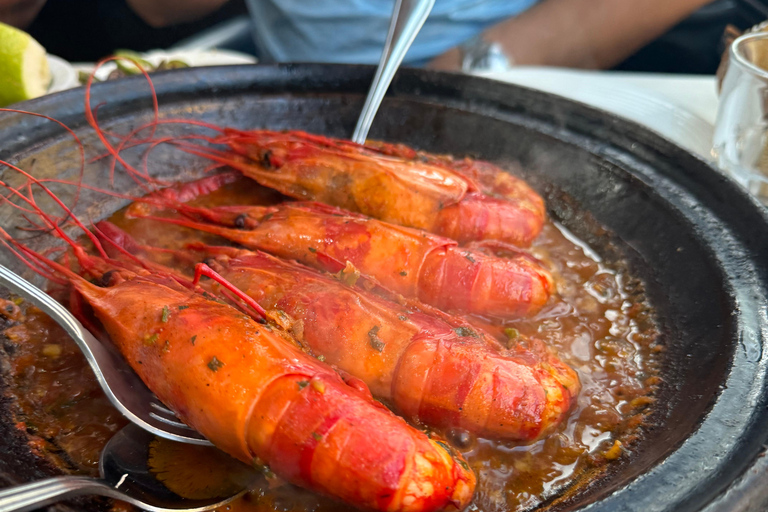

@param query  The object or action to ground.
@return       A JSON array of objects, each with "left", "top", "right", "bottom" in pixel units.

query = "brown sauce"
[{"left": 0, "top": 177, "right": 660, "bottom": 512}]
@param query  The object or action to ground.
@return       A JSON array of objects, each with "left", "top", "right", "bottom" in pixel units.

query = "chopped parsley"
[
  {"left": 297, "top": 380, "right": 309, "bottom": 390},
  {"left": 207, "top": 356, "right": 224, "bottom": 372},
  {"left": 161, "top": 306, "right": 170, "bottom": 323},
  {"left": 178, "top": 305, "right": 189, "bottom": 311},
  {"left": 435, "top": 440, "right": 453, "bottom": 456},
  {"left": 308, "top": 247, "right": 317, "bottom": 253},
  {"left": 312, "top": 432, "right": 322, "bottom": 441},
  {"left": 337, "top": 262, "right": 361, "bottom": 287},
  {"left": 398, "top": 315, "right": 408, "bottom": 321},
  {"left": 190, "top": 335, "right": 197, "bottom": 345},
  {"left": 144, "top": 333, "right": 158, "bottom": 346},
  {"left": 453, "top": 327, "right": 478, "bottom": 338},
  {"left": 464, "top": 253, "right": 476, "bottom": 263},
  {"left": 368, "top": 325, "right": 385, "bottom": 352},
  {"left": 399, "top": 271, "right": 408, "bottom": 276}
]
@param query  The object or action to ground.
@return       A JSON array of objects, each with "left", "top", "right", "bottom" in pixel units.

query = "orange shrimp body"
[
  {"left": 362, "top": 142, "right": 545, "bottom": 205},
  {"left": 67, "top": 269, "right": 476, "bottom": 512},
  {"left": 0, "top": 163, "right": 476, "bottom": 512},
  {"left": 185, "top": 130, "right": 546, "bottom": 246},
  {"left": 138, "top": 200, "right": 553, "bottom": 319},
  {"left": 363, "top": 142, "right": 547, "bottom": 246},
  {"left": 205, "top": 250, "right": 579, "bottom": 442}
]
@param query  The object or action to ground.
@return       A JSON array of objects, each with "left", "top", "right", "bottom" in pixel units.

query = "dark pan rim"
[{"left": 0, "top": 64, "right": 766, "bottom": 512}]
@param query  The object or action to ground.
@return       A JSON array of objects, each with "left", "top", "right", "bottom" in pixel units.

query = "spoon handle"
[
  {"left": 351, "top": 0, "right": 435, "bottom": 144},
  {"left": 0, "top": 476, "right": 113, "bottom": 512}
]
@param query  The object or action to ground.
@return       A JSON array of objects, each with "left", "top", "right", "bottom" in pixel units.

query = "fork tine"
[
  {"left": 150, "top": 401, "right": 176, "bottom": 416},
  {"left": 149, "top": 412, "right": 197, "bottom": 429}
]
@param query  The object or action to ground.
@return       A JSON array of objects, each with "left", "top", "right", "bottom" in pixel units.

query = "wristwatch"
[{"left": 460, "top": 35, "right": 514, "bottom": 73}]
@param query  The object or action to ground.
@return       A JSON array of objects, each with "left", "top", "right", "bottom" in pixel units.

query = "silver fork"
[
  {"left": 0, "top": 264, "right": 212, "bottom": 446},
  {"left": 352, "top": 0, "right": 435, "bottom": 144}
]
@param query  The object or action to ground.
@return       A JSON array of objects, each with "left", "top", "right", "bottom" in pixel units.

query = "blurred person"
[
  {"left": 616, "top": 0, "right": 768, "bottom": 74},
  {"left": 1, "top": 0, "right": 756, "bottom": 74},
  {"left": 0, "top": 0, "right": 247, "bottom": 61},
  {"left": 246, "top": 0, "right": 715, "bottom": 72}
]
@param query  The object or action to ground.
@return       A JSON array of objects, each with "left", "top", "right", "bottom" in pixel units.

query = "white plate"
[
  {"left": 72, "top": 49, "right": 257, "bottom": 82},
  {"left": 480, "top": 67, "right": 715, "bottom": 159},
  {"left": 47, "top": 54, "right": 79, "bottom": 93}
]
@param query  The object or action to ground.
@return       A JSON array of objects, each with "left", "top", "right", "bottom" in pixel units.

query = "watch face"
[{"left": 461, "top": 39, "right": 512, "bottom": 72}]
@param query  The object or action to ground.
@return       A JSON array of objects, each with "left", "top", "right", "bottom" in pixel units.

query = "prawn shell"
[
  {"left": 223, "top": 130, "right": 468, "bottom": 232},
  {"left": 213, "top": 252, "right": 579, "bottom": 442},
  {"left": 73, "top": 274, "right": 476, "bottom": 512}
]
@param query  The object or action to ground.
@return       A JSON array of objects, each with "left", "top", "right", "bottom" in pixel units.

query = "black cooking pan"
[{"left": 0, "top": 64, "right": 767, "bottom": 512}]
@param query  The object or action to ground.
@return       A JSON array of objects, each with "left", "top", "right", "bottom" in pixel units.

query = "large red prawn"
[
  {"left": 179, "top": 130, "right": 546, "bottom": 247},
  {"left": 128, "top": 177, "right": 553, "bottom": 320},
  {"left": 0, "top": 168, "right": 476, "bottom": 512},
  {"left": 95, "top": 222, "right": 579, "bottom": 442}
]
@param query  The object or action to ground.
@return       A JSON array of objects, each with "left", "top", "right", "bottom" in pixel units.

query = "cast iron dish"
[{"left": 0, "top": 64, "right": 767, "bottom": 512}]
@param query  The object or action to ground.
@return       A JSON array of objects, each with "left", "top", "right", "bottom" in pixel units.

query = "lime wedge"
[{"left": 0, "top": 22, "right": 51, "bottom": 106}]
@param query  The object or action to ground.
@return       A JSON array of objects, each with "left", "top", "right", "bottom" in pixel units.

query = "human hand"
[{"left": 427, "top": 46, "right": 462, "bottom": 72}]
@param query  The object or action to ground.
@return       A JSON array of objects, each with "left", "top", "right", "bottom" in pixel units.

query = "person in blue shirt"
[
  {"left": 0, "top": 0, "right": 730, "bottom": 71},
  {"left": 245, "top": 0, "right": 714, "bottom": 71}
]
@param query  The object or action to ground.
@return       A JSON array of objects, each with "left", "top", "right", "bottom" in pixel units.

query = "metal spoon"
[
  {"left": 352, "top": 0, "right": 435, "bottom": 144},
  {"left": 0, "top": 423, "right": 251, "bottom": 512},
  {"left": 0, "top": 264, "right": 211, "bottom": 446}
]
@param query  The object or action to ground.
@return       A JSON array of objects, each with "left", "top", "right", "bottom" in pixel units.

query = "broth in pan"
[{"left": 1, "top": 173, "right": 660, "bottom": 512}]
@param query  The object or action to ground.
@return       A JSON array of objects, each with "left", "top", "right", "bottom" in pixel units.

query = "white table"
[{"left": 482, "top": 67, "right": 718, "bottom": 159}]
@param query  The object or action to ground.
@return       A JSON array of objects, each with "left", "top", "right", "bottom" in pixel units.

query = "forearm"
[
  {"left": 431, "top": 0, "right": 713, "bottom": 70},
  {"left": 125, "top": 0, "right": 230, "bottom": 27},
  {"left": 0, "top": 0, "right": 46, "bottom": 29},
  {"left": 493, "top": 0, "right": 712, "bottom": 68}
]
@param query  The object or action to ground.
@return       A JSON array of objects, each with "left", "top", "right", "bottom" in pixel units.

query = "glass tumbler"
[{"left": 714, "top": 31, "right": 768, "bottom": 205}]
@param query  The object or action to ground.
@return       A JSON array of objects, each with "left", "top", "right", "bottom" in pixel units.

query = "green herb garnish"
[
  {"left": 207, "top": 356, "right": 224, "bottom": 372},
  {"left": 435, "top": 440, "right": 453, "bottom": 456},
  {"left": 368, "top": 325, "right": 385, "bottom": 352},
  {"left": 161, "top": 306, "right": 170, "bottom": 323},
  {"left": 453, "top": 327, "right": 478, "bottom": 338}
]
